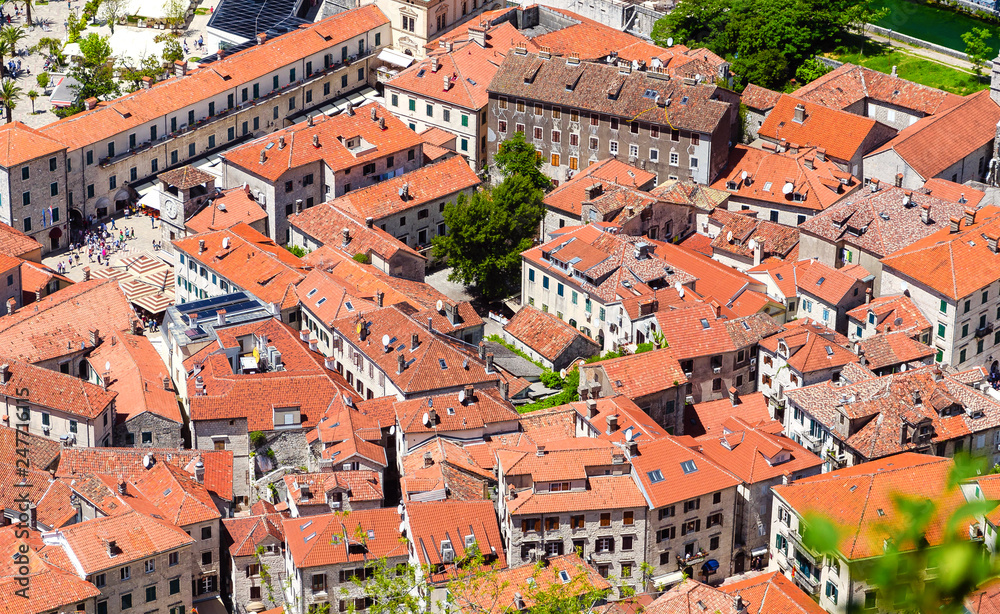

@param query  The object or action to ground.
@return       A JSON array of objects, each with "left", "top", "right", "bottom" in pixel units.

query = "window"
[
  {"left": 681, "top": 519, "right": 701, "bottom": 536},
  {"left": 460, "top": 138, "right": 468, "bottom": 152},
  {"left": 707, "top": 512, "right": 723, "bottom": 527},
  {"left": 825, "top": 582, "right": 839, "bottom": 605},
  {"left": 312, "top": 573, "right": 327, "bottom": 593},
  {"left": 659, "top": 506, "right": 675, "bottom": 520},
  {"left": 629, "top": 144, "right": 638, "bottom": 158},
  {"left": 521, "top": 519, "right": 540, "bottom": 532},
  {"left": 551, "top": 153, "right": 560, "bottom": 166},
  {"left": 938, "top": 323, "right": 946, "bottom": 338},
  {"left": 169, "top": 578, "right": 180, "bottom": 595},
  {"left": 145, "top": 586, "right": 156, "bottom": 603},
  {"left": 208, "top": 134, "right": 216, "bottom": 149},
  {"left": 710, "top": 535, "right": 720, "bottom": 550},
  {"left": 498, "top": 120, "right": 507, "bottom": 133},
  {"left": 570, "top": 515, "right": 585, "bottom": 529},
  {"left": 94, "top": 573, "right": 106, "bottom": 588},
  {"left": 21, "top": 191, "right": 29, "bottom": 206},
  {"left": 622, "top": 535, "right": 634, "bottom": 551},
  {"left": 600, "top": 513, "right": 611, "bottom": 527},
  {"left": 669, "top": 152, "right": 679, "bottom": 166},
  {"left": 169, "top": 552, "right": 179, "bottom": 566},
  {"left": 623, "top": 511, "right": 634, "bottom": 525},
  {"left": 690, "top": 157, "right": 699, "bottom": 169},
  {"left": 462, "top": 114, "right": 469, "bottom": 127},
  {"left": 589, "top": 137, "right": 598, "bottom": 150},
  {"left": 551, "top": 130, "right": 561, "bottom": 144},
  {"left": 49, "top": 157, "right": 57, "bottom": 171},
  {"left": 121, "top": 594, "right": 132, "bottom": 610},
  {"left": 201, "top": 551, "right": 212, "bottom": 565},
  {"left": 650, "top": 148, "right": 659, "bottom": 162},
  {"left": 865, "top": 591, "right": 877, "bottom": 609},
  {"left": 545, "top": 517, "right": 559, "bottom": 531},
  {"left": 684, "top": 498, "right": 700, "bottom": 513},
  {"left": 86, "top": 150, "right": 94, "bottom": 165},
  {"left": 201, "top": 526, "right": 212, "bottom": 540},
  {"left": 609, "top": 141, "right": 618, "bottom": 155},
  {"left": 595, "top": 537, "right": 614, "bottom": 553},
  {"left": 145, "top": 559, "right": 155, "bottom": 573}
]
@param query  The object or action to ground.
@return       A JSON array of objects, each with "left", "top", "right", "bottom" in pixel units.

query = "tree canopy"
[
  {"left": 433, "top": 173, "right": 545, "bottom": 301},
  {"left": 493, "top": 131, "right": 551, "bottom": 192},
  {"left": 651, "top": 0, "right": 857, "bottom": 89},
  {"left": 59, "top": 33, "right": 118, "bottom": 117}
]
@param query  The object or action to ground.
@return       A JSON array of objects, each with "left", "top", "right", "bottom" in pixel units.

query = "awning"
[
  {"left": 702, "top": 559, "right": 720, "bottom": 574},
  {"left": 137, "top": 190, "right": 161, "bottom": 211},
  {"left": 651, "top": 570, "right": 685, "bottom": 588},
  {"left": 750, "top": 546, "right": 769, "bottom": 557},
  {"left": 377, "top": 48, "right": 414, "bottom": 69}
]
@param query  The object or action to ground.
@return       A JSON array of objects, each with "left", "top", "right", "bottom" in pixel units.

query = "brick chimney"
[
  {"left": 375, "top": 290, "right": 384, "bottom": 307},
  {"left": 485, "top": 353, "right": 494, "bottom": 373},
  {"left": 217, "top": 309, "right": 226, "bottom": 326},
  {"left": 397, "top": 353, "right": 406, "bottom": 374},
  {"left": 256, "top": 32, "right": 267, "bottom": 45},
  {"left": 83, "top": 267, "right": 91, "bottom": 281},
  {"left": 5, "top": 298, "right": 14, "bottom": 315},
  {"left": 365, "top": 217, "right": 374, "bottom": 228},
  {"left": 463, "top": 384, "right": 475, "bottom": 404},
  {"left": 921, "top": 203, "right": 931, "bottom": 225},
  {"left": 606, "top": 414, "right": 618, "bottom": 434},
  {"left": 478, "top": 341, "right": 486, "bottom": 360},
  {"left": 0, "top": 364, "right": 10, "bottom": 385},
  {"left": 89, "top": 329, "right": 99, "bottom": 346},
  {"left": 411, "top": 332, "right": 419, "bottom": 350},
  {"left": 84, "top": 97, "right": 98, "bottom": 110},
  {"left": 793, "top": 104, "right": 806, "bottom": 123},
  {"left": 950, "top": 216, "right": 962, "bottom": 233},
  {"left": 965, "top": 208, "right": 977, "bottom": 226},
  {"left": 468, "top": 26, "right": 486, "bottom": 48},
  {"left": 423, "top": 451, "right": 433, "bottom": 467},
  {"left": 141, "top": 76, "right": 152, "bottom": 90},
  {"left": 728, "top": 386, "right": 740, "bottom": 406},
  {"left": 173, "top": 60, "right": 187, "bottom": 78}
]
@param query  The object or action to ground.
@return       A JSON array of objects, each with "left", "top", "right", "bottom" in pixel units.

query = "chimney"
[
  {"left": 300, "top": 330, "right": 310, "bottom": 342},
  {"left": 587, "top": 398, "right": 599, "bottom": 419},
  {"left": 217, "top": 309, "right": 226, "bottom": 326},
  {"left": 84, "top": 97, "right": 98, "bottom": 110},
  {"left": 895, "top": 173, "right": 903, "bottom": 188},
  {"left": 313, "top": 134, "right": 320, "bottom": 148},
  {"left": 371, "top": 106, "right": 378, "bottom": 122},
  {"left": 752, "top": 238, "right": 764, "bottom": 267},
  {"left": 728, "top": 386, "right": 740, "bottom": 406},
  {"left": 468, "top": 26, "right": 486, "bottom": 48},
  {"left": 307, "top": 115, "right": 314, "bottom": 127},
  {"left": 141, "top": 76, "right": 152, "bottom": 90},
  {"left": 921, "top": 203, "right": 931, "bottom": 224},
  {"left": 411, "top": 332, "right": 419, "bottom": 350},
  {"left": 174, "top": 60, "right": 187, "bottom": 78},
  {"left": 309, "top": 337, "right": 319, "bottom": 352},
  {"left": 427, "top": 316, "right": 433, "bottom": 332},
  {"left": 733, "top": 595, "right": 745, "bottom": 613},
  {"left": 423, "top": 451, "right": 433, "bottom": 467},
  {"left": 793, "top": 103, "right": 806, "bottom": 123},
  {"left": 342, "top": 227, "right": 351, "bottom": 247},
  {"left": 83, "top": 267, "right": 91, "bottom": 281},
  {"left": 106, "top": 540, "right": 118, "bottom": 557},
  {"left": 463, "top": 385, "right": 475, "bottom": 404},
  {"left": 189, "top": 312, "right": 198, "bottom": 328},
  {"left": 0, "top": 364, "right": 9, "bottom": 385},
  {"left": 627, "top": 440, "right": 639, "bottom": 457},
  {"left": 536, "top": 446, "right": 546, "bottom": 457},
  {"left": 514, "top": 593, "right": 525, "bottom": 610},
  {"left": 296, "top": 199, "right": 303, "bottom": 214},
  {"left": 443, "top": 74, "right": 451, "bottom": 91},
  {"left": 162, "top": 376, "right": 171, "bottom": 390},
  {"left": 950, "top": 216, "right": 962, "bottom": 233},
  {"left": 198, "top": 239, "right": 206, "bottom": 254},
  {"left": 989, "top": 234, "right": 1000, "bottom": 254},
  {"left": 346, "top": 101, "right": 354, "bottom": 116},
  {"left": 324, "top": 357, "right": 336, "bottom": 371},
  {"left": 365, "top": 217, "right": 374, "bottom": 228},
  {"left": 486, "top": 353, "right": 494, "bottom": 373},
  {"left": 397, "top": 353, "right": 406, "bottom": 373},
  {"left": 117, "top": 478, "right": 127, "bottom": 495},
  {"left": 965, "top": 208, "right": 977, "bottom": 226},
  {"left": 891, "top": 65, "right": 898, "bottom": 77},
  {"left": 278, "top": 135, "right": 286, "bottom": 150},
  {"left": 89, "top": 329, "right": 99, "bottom": 346},
  {"left": 256, "top": 32, "right": 267, "bottom": 45},
  {"left": 865, "top": 288, "right": 871, "bottom": 304},
  {"left": 567, "top": 52, "right": 580, "bottom": 65},
  {"left": 499, "top": 379, "right": 509, "bottom": 400},
  {"left": 375, "top": 290, "right": 384, "bottom": 307},
  {"left": 260, "top": 150, "right": 267, "bottom": 164},
  {"left": 431, "top": 56, "right": 440, "bottom": 72},
  {"left": 911, "top": 390, "right": 921, "bottom": 405},
  {"left": 271, "top": 302, "right": 281, "bottom": 316},
  {"left": 478, "top": 341, "right": 486, "bottom": 360},
  {"left": 539, "top": 45, "right": 551, "bottom": 60},
  {"left": 378, "top": 116, "right": 386, "bottom": 130},
  {"left": 815, "top": 148, "right": 826, "bottom": 161},
  {"left": 782, "top": 471, "right": 790, "bottom": 486},
  {"left": 803, "top": 156, "right": 814, "bottom": 170},
  {"left": 5, "top": 298, "right": 14, "bottom": 315},
  {"left": 194, "top": 460, "right": 205, "bottom": 483},
  {"left": 606, "top": 414, "right": 618, "bottom": 434},
  {"left": 428, "top": 408, "right": 437, "bottom": 424}
]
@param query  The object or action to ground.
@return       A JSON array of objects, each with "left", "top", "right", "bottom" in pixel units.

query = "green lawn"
[{"left": 830, "top": 49, "right": 987, "bottom": 96}]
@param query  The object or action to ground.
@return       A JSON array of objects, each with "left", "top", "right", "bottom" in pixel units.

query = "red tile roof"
[
  {"left": 759, "top": 95, "right": 895, "bottom": 163},
  {"left": 529, "top": 8, "right": 644, "bottom": 60},
  {"left": 792, "top": 63, "right": 961, "bottom": 117},
  {"left": 390, "top": 21, "right": 533, "bottom": 110},
  {"left": 691, "top": 418, "right": 822, "bottom": 484},
  {"left": 721, "top": 570, "right": 827, "bottom": 614},
  {"left": 0, "top": 526, "right": 101, "bottom": 614},
  {"left": 508, "top": 474, "right": 646, "bottom": 516},
  {"left": 504, "top": 305, "right": 598, "bottom": 363},
  {"left": 921, "top": 178, "right": 985, "bottom": 207},
  {"left": 0, "top": 423, "right": 60, "bottom": 469},
  {"left": 855, "top": 330, "right": 935, "bottom": 370},
  {"left": 222, "top": 102, "right": 423, "bottom": 181},
  {"left": 679, "top": 233, "right": 712, "bottom": 256},
  {"left": 758, "top": 320, "right": 855, "bottom": 374},
  {"left": 40, "top": 6, "right": 390, "bottom": 149},
  {"left": 709, "top": 209, "right": 799, "bottom": 260},
  {"left": 741, "top": 84, "right": 782, "bottom": 111},
  {"left": 20, "top": 260, "right": 72, "bottom": 300},
  {"left": 0, "top": 223, "right": 42, "bottom": 259},
  {"left": 655, "top": 304, "right": 781, "bottom": 360},
  {"left": 223, "top": 510, "right": 288, "bottom": 557},
  {"left": 754, "top": 258, "right": 868, "bottom": 306},
  {"left": 406, "top": 500, "right": 507, "bottom": 569},
  {"left": 773, "top": 453, "right": 979, "bottom": 560},
  {"left": 400, "top": 437, "right": 495, "bottom": 501},
  {"left": 395, "top": 387, "right": 519, "bottom": 435},
  {"left": 647, "top": 579, "right": 742, "bottom": 614},
  {"left": 174, "top": 223, "right": 307, "bottom": 306},
  {"left": 285, "top": 470, "right": 383, "bottom": 507},
  {"left": 0, "top": 279, "right": 137, "bottom": 364},
  {"left": 631, "top": 436, "right": 740, "bottom": 508},
  {"left": 57, "top": 448, "right": 234, "bottom": 501},
  {"left": 89, "top": 331, "right": 180, "bottom": 424},
  {"left": 711, "top": 145, "right": 857, "bottom": 212},
  {"left": 583, "top": 348, "right": 687, "bottom": 399},
  {"left": 284, "top": 508, "right": 406, "bottom": 568},
  {"left": 684, "top": 392, "right": 776, "bottom": 439},
  {"left": 0, "top": 121, "right": 66, "bottom": 167},
  {"left": 881, "top": 205, "right": 1000, "bottom": 299},
  {"left": 572, "top": 395, "right": 671, "bottom": 444},
  {"left": 289, "top": 200, "right": 425, "bottom": 262},
  {"left": 186, "top": 186, "right": 268, "bottom": 234},
  {"left": 965, "top": 577, "right": 1000, "bottom": 614},
  {"left": 331, "top": 156, "right": 480, "bottom": 222},
  {"left": 133, "top": 461, "right": 221, "bottom": 526},
  {"left": 543, "top": 158, "right": 656, "bottom": 218},
  {"left": 867, "top": 90, "right": 1000, "bottom": 180},
  {"left": 58, "top": 510, "right": 194, "bottom": 573},
  {"left": 846, "top": 295, "right": 930, "bottom": 337},
  {"left": 0, "top": 357, "right": 116, "bottom": 418}
]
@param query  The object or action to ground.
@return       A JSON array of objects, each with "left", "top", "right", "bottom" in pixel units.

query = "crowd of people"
[{"left": 55, "top": 224, "right": 139, "bottom": 273}]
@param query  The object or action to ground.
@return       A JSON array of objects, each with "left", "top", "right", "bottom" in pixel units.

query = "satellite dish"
[
  {"left": 459, "top": 389, "right": 466, "bottom": 403},
  {"left": 740, "top": 170, "right": 748, "bottom": 181},
  {"left": 782, "top": 182, "right": 794, "bottom": 195},
  {"left": 679, "top": 287, "right": 684, "bottom": 298},
  {"left": 382, "top": 334, "right": 390, "bottom": 348},
  {"left": 436, "top": 299, "right": 444, "bottom": 312},
  {"left": 422, "top": 412, "right": 430, "bottom": 426},
  {"left": 399, "top": 521, "right": 406, "bottom": 534},
  {"left": 105, "top": 361, "right": 111, "bottom": 372},
  {"left": 560, "top": 368, "right": 567, "bottom": 379},
  {"left": 667, "top": 37, "right": 673, "bottom": 47},
  {"left": 900, "top": 363, "right": 907, "bottom": 372},
  {"left": 397, "top": 503, "right": 405, "bottom": 515},
  {"left": 748, "top": 239, "right": 757, "bottom": 251},
  {"left": 726, "top": 231, "right": 734, "bottom": 243},
  {"left": 389, "top": 425, "right": 395, "bottom": 435}
]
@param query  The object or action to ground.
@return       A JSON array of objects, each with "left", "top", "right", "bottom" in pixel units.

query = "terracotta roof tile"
[
  {"left": 504, "top": 305, "right": 598, "bottom": 363},
  {"left": 583, "top": 348, "right": 687, "bottom": 399},
  {"left": 721, "top": 570, "right": 827, "bottom": 614},
  {"left": 921, "top": 177, "right": 985, "bottom": 206},
  {"left": 655, "top": 304, "right": 781, "bottom": 360},
  {"left": 0, "top": 121, "right": 66, "bottom": 167},
  {"left": 847, "top": 295, "right": 931, "bottom": 337},
  {"left": 395, "top": 387, "right": 518, "bottom": 435},
  {"left": 133, "top": 461, "right": 221, "bottom": 526},
  {"left": 709, "top": 209, "right": 798, "bottom": 260},
  {"left": 759, "top": 320, "right": 855, "bottom": 374},
  {"left": 0, "top": 357, "right": 116, "bottom": 418},
  {"left": 0, "top": 223, "right": 42, "bottom": 259},
  {"left": 684, "top": 392, "right": 775, "bottom": 438},
  {"left": 760, "top": 95, "right": 895, "bottom": 164},
  {"left": 285, "top": 470, "right": 383, "bottom": 507},
  {"left": 223, "top": 511, "right": 288, "bottom": 557},
  {"left": 0, "top": 423, "right": 60, "bottom": 469},
  {"left": 647, "top": 579, "right": 742, "bottom": 614},
  {"left": 406, "top": 500, "right": 507, "bottom": 569},
  {"left": 89, "top": 331, "right": 179, "bottom": 424},
  {"left": 631, "top": 436, "right": 740, "bottom": 507},
  {"left": 792, "top": 63, "right": 962, "bottom": 117},
  {"left": 289, "top": 201, "right": 425, "bottom": 262},
  {"left": 772, "top": 454, "right": 976, "bottom": 560},
  {"left": 186, "top": 186, "right": 268, "bottom": 234},
  {"left": 509, "top": 474, "right": 646, "bottom": 516},
  {"left": 285, "top": 508, "right": 406, "bottom": 568},
  {"left": 222, "top": 102, "right": 423, "bottom": 181},
  {"left": 741, "top": 84, "right": 782, "bottom": 111},
  {"left": 58, "top": 510, "right": 194, "bottom": 573},
  {"left": 0, "top": 527, "right": 101, "bottom": 614},
  {"left": 692, "top": 418, "right": 822, "bottom": 484},
  {"left": 159, "top": 165, "right": 214, "bottom": 190},
  {"left": 856, "top": 331, "right": 935, "bottom": 370}
]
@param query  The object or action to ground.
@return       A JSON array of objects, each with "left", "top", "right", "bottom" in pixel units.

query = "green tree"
[
  {"left": 162, "top": 38, "right": 183, "bottom": 64},
  {"left": 22, "top": 0, "right": 33, "bottom": 27},
  {"left": 35, "top": 72, "right": 49, "bottom": 91},
  {"left": 98, "top": 0, "right": 133, "bottom": 35},
  {"left": 0, "top": 38, "right": 12, "bottom": 80},
  {"left": 26, "top": 89, "right": 37, "bottom": 114},
  {"left": 118, "top": 54, "right": 161, "bottom": 92},
  {"left": 1, "top": 26, "right": 27, "bottom": 59},
  {"left": 432, "top": 175, "right": 544, "bottom": 300},
  {"left": 0, "top": 78, "right": 21, "bottom": 123},
  {"left": 732, "top": 49, "right": 790, "bottom": 90},
  {"left": 963, "top": 27, "right": 993, "bottom": 78},
  {"left": 69, "top": 33, "right": 119, "bottom": 104},
  {"left": 493, "top": 131, "right": 550, "bottom": 192},
  {"left": 795, "top": 57, "right": 833, "bottom": 84},
  {"left": 842, "top": 0, "right": 889, "bottom": 55},
  {"left": 163, "top": 0, "right": 187, "bottom": 32}
]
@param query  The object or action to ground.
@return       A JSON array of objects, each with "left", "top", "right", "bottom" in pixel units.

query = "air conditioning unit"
[
  {"left": 42, "top": 425, "right": 50, "bottom": 434},
  {"left": 685, "top": 395, "right": 694, "bottom": 404},
  {"left": 441, "top": 540, "right": 455, "bottom": 563},
  {"left": 750, "top": 357, "right": 757, "bottom": 365},
  {"left": 713, "top": 366, "right": 722, "bottom": 374}
]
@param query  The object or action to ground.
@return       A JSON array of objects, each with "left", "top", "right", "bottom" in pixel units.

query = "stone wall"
[{"left": 116, "top": 411, "right": 184, "bottom": 449}]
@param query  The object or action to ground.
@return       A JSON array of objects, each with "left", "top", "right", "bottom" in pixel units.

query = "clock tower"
[{"left": 156, "top": 165, "right": 218, "bottom": 252}]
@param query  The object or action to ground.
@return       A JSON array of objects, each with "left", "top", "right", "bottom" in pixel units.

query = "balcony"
[
  {"left": 970, "top": 523, "right": 985, "bottom": 541},
  {"left": 793, "top": 562, "right": 821, "bottom": 594},
  {"left": 676, "top": 549, "right": 707, "bottom": 566},
  {"left": 977, "top": 323, "right": 994, "bottom": 338}
]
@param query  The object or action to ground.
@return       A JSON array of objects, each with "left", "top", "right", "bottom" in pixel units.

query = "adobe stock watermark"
[{"left": 12, "top": 386, "right": 31, "bottom": 600}]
